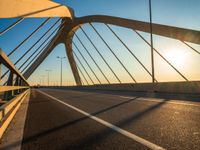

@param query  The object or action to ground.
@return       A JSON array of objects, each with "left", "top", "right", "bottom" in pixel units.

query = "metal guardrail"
[
  {"left": 0, "top": 89, "right": 29, "bottom": 122},
  {"left": 0, "top": 48, "right": 30, "bottom": 139},
  {"left": 0, "top": 48, "right": 29, "bottom": 100},
  {"left": 0, "top": 86, "right": 29, "bottom": 93},
  {"left": 0, "top": 48, "right": 29, "bottom": 85},
  {"left": 0, "top": 89, "right": 29, "bottom": 138}
]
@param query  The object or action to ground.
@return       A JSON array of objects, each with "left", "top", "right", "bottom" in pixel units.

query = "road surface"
[{"left": 1, "top": 88, "right": 200, "bottom": 150}]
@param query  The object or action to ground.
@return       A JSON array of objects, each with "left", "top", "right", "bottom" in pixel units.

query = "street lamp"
[
  {"left": 40, "top": 75, "right": 45, "bottom": 86},
  {"left": 45, "top": 70, "right": 51, "bottom": 86},
  {"left": 57, "top": 56, "right": 66, "bottom": 86}
]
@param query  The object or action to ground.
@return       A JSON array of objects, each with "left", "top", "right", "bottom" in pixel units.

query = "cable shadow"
[
  {"left": 65, "top": 99, "right": 169, "bottom": 149},
  {"left": 4, "top": 98, "right": 167, "bottom": 149},
  {"left": 0, "top": 96, "right": 138, "bottom": 149},
  {"left": 66, "top": 88, "right": 200, "bottom": 102}
]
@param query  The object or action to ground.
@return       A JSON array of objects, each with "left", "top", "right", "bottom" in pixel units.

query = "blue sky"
[{"left": 0, "top": 0, "right": 200, "bottom": 85}]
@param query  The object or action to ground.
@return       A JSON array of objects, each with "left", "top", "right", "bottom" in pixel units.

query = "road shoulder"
[{"left": 0, "top": 92, "right": 30, "bottom": 150}]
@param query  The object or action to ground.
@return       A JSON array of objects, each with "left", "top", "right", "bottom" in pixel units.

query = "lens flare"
[{"left": 165, "top": 48, "right": 187, "bottom": 67}]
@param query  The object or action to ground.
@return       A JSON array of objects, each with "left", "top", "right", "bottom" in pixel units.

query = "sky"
[{"left": 0, "top": 0, "right": 200, "bottom": 86}]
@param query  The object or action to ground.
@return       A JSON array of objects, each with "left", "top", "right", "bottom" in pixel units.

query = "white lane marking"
[
  {"left": 37, "top": 90, "right": 165, "bottom": 150},
  {"left": 119, "top": 96, "right": 200, "bottom": 107}
]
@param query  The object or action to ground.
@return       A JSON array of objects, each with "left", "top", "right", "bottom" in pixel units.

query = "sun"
[{"left": 165, "top": 48, "right": 187, "bottom": 67}]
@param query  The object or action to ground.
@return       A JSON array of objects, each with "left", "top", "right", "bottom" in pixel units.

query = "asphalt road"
[{"left": 4, "top": 88, "right": 200, "bottom": 150}]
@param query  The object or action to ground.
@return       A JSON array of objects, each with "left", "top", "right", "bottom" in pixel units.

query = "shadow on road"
[
  {"left": 61, "top": 88, "right": 200, "bottom": 102},
  {"left": 1, "top": 89, "right": 169, "bottom": 149}
]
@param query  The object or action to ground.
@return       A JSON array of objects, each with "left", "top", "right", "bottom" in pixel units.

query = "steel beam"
[
  {"left": 22, "top": 15, "right": 200, "bottom": 85},
  {"left": 0, "top": 0, "right": 73, "bottom": 18},
  {"left": 64, "top": 42, "right": 82, "bottom": 85},
  {"left": 23, "top": 19, "right": 82, "bottom": 86},
  {"left": 73, "top": 15, "right": 200, "bottom": 45}
]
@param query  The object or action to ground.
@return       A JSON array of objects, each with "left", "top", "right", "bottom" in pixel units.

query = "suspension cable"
[
  {"left": 74, "top": 32, "right": 110, "bottom": 84},
  {"left": 15, "top": 18, "right": 61, "bottom": 65},
  {"left": 80, "top": 78, "right": 85, "bottom": 86},
  {"left": 0, "top": 18, "right": 24, "bottom": 36},
  {"left": 20, "top": 24, "right": 65, "bottom": 73},
  {"left": 19, "top": 26, "right": 63, "bottom": 69},
  {"left": 89, "top": 23, "right": 137, "bottom": 83},
  {"left": 76, "top": 64, "right": 89, "bottom": 85},
  {"left": 72, "top": 41, "right": 101, "bottom": 84},
  {"left": 1, "top": 21, "right": 64, "bottom": 80},
  {"left": 133, "top": 29, "right": 188, "bottom": 81},
  {"left": 73, "top": 51, "right": 95, "bottom": 85},
  {"left": 80, "top": 26, "right": 121, "bottom": 84},
  {"left": 181, "top": 41, "right": 200, "bottom": 55},
  {"left": 21, "top": 34, "right": 57, "bottom": 74},
  {"left": 2, "top": 24, "right": 63, "bottom": 86},
  {"left": 105, "top": 23, "right": 158, "bottom": 82},
  {"left": 8, "top": 18, "right": 51, "bottom": 57},
  {"left": 21, "top": 40, "right": 52, "bottom": 73}
]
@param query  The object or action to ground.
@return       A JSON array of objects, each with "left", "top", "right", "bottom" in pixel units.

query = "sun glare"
[{"left": 165, "top": 48, "right": 187, "bottom": 67}]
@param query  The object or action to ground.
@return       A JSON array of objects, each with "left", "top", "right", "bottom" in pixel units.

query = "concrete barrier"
[{"left": 41, "top": 81, "right": 200, "bottom": 94}]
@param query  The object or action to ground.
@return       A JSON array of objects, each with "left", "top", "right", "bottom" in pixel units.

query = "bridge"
[{"left": 0, "top": 0, "right": 200, "bottom": 150}]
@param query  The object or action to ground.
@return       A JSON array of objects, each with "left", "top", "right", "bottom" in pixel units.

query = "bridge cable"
[
  {"left": 8, "top": 18, "right": 51, "bottom": 57},
  {"left": 76, "top": 66, "right": 87, "bottom": 86},
  {"left": 181, "top": 41, "right": 200, "bottom": 55},
  {"left": 105, "top": 23, "right": 158, "bottom": 83},
  {"left": 20, "top": 24, "right": 65, "bottom": 73},
  {"left": 72, "top": 42, "right": 100, "bottom": 84},
  {"left": 15, "top": 18, "right": 61, "bottom": 65},
  {"left": 21, "top": 39, "right": 54, "bottom": 74},
  {"left": 133, "top": 29, "right": 189, "bottom": 81},
  {"left": 73, "top": 51, "right": 95, "bottom": 85},
  {"left": 20, "top": 39, "right": 53, "bottom": 74},
  {"left": 80, "top": 78, "right": 86, "bottom": 86},
  {"left": 1, "top": 18, "right": 62, "bottom": 80},
  {"left": 1, "top": 19, "right": 63, "bottom": 80},
  {"left": 79, "top": 26, "right": 121, "bottom": 84},
  {"left": 74, "top": 31, "right": 110, "bottom": 84},
  {"left": 2, "top": 24, "right": 64, "bottom": 86},
  {"left": 89, "top": 23, "right": 137, "bottom": 83},
  {"left": 76, "top": 64, "right": 89, "bottom": 85},
  {"left": 0, "top": 18, "right": 24, "bottom": 36}
]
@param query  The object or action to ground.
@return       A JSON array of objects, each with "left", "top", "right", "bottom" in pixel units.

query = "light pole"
[
  {"left": 40, "top": 75, "right": 45, "bottom": 86},
  {"left": 57, "top": 56, "right": 66, "bottom": 86},
  {"left": 45, "top": 70, "right": 51, "bottom": 86},
  {"left": 149, "top": 0, "right": 155, "bottom": 83}
]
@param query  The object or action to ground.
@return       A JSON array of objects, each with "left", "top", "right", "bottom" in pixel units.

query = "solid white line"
[
  {"left": 119, "top": 96, "right": 200, "bottom": 107},
  {"left": 37, "top": 90, "right": 165, "bottom": 150}
]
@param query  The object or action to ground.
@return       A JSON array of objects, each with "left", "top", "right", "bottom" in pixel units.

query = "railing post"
[
  {"left": 14, "top": 76, "right": 20, "bottom": 95},
  {"left": 19, "top": 79, "right": 23, "bottom": 93},
  {"left": 21, "top": 79, "right": 26, "bottom": 87},
  {"left": 4, "top": 72, "right": 14, "bottom": 100}
]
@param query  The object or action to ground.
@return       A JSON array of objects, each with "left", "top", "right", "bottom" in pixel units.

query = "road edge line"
[{"left": 37, "top": 89, "right": 165, "bottom": 150}]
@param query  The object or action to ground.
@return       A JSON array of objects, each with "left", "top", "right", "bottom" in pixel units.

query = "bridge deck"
[{"left": 0, "top": 89, "right": 200, "bottom": 150}]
